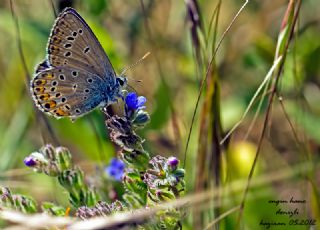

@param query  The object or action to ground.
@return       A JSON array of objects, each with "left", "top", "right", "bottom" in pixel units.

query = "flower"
[
  {"left": 105, "top": 158, "right": 126, "bottom": 181},
  {"left": 167, "top": 157, "right": 179, "bottom": 170},
  {"left": 125, "top": 92, "right": 146, "bottom": 111},
  {"left": 23, "top": 156, "right": 37, "bottom": 167},
  {"left": 132, "top": 110, "right": 150, "bottom": 128}
]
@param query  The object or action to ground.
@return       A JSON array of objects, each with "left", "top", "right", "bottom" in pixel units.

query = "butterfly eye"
[{"left": 117, "top": 78, "right": 125, "bottom": 86}]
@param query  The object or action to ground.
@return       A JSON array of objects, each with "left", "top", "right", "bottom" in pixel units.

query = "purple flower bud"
[
  {"left": 24, "top": 156, "right": 37, "bottom": 167},
  {"left": 167, "top": 157, "right": 179, "bottom": 167}
]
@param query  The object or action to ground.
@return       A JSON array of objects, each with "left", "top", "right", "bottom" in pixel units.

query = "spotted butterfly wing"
[
  {"left": 46, "top": 8, "right": 115, "bottom": 77},
  {"left": 31, "top": 8, "right": 119, "bottom": 120}
]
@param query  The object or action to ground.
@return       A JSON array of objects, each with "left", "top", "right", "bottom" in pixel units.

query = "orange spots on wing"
[
  {"left": 38, "top": 93, "right": 50, "bottom": 101},
  {"left": 43, "top": 100, "right": 57, "bottom": 111},
  {"left": 34, "top": 86, "right": 45, "bottom": 93},
  {"left": 49, "top": 100, "right": 57, "bottom": 108},
  {"left": 49, "top": 45, "right": 60, "bottom": 55},
  {"left": 38, "top": 73, "right": 55, "bottom": 79},
  {"left": 35, "top": 79, "right": 46, "bottom": 86},
  {"left": 54, "top": 108, "right": 70, "bottom": 116},
  {"left": 46, "top": 74, "right": 55, "bottom": 79},
  {"left": 51, "top": 36, "right": 62, "bottom": 45}
]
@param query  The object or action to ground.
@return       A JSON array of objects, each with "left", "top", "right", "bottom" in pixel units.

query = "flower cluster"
[
  {"left": 144, "top": 156, "right": 185, "bottom": 202},
  {"left": 23, "top": 145, "right": 72, "bottom": 176},
  {"left": 0, "top": 187, "right": 37, "bottom": 214},
  {"left": 24, "top": 145, "right": 98, "bottom": 208},
  {"left": 76, "top": 200, "right": 124, "bottom": 220},
  {"left": 104, "top": 92, "right": 185, "bottom": 229},
  {"left": 4, "top": 92, "right": 185, "bottom": 229}
]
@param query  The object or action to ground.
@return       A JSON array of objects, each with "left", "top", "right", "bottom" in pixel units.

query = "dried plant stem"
[
  {"left": 139, "top": 0, "right": 181, "bottom": 150},
  {"left": 204, "top": 205, "right": 240, "bottom": 230},
  {"left": 236, "top": 0, "right": 302, "bottom": 226},
  {"left": 9, "top": 0, "right": 60, "bottom": 146},
  {"left": 183, "top": 0, "right": 249, "bottom": 168},
  {"left": 220, "top": 56, "right": 283, "bottom": 145}
]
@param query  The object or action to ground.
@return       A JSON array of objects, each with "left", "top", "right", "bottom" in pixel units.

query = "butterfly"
[{"left": 30, "top": 7, "right": 127, "bottom": 120}]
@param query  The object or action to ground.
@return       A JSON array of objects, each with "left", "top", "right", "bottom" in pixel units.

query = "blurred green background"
[{"left": 0, "top": 0, "right": 319, "bottom": 229}]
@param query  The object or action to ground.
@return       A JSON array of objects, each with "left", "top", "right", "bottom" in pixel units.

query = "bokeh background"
[{"left": 0, "top": 0, "right": 319, "bottom": 229}]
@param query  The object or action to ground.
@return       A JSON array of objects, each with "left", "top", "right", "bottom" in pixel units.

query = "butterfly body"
[{"left": 30, "top": 8, "right": 126, "bottom": 120}]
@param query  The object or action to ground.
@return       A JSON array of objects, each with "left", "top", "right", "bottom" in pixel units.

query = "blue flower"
[
  {"left": 105, "top": 158, "right": 125, "bottom": 181},
  {"left": 125, "top": 92, "right": 146, "bottom": 111},
  {"left": 24, "top": 156, "right": 37, "bottom": 167}
]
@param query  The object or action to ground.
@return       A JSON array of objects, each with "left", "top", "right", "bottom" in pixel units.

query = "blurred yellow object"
[{"left": 227, "top": 141, "right": 259, "bottom": 178}]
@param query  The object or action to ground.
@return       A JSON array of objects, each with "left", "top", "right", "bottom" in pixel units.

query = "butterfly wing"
[
  {"left": 31, "top": 66, "right": 109, "bottom": 119},
  {"left": 47, "top": 7, "right": 116, "bottom": 78},
  {"left": 31, "top": 8, "right": 120, "bottom": 119}
]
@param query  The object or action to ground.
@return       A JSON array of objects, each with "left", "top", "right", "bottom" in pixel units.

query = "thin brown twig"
[
  {"left": 204, "top": 205, "right": 241, "bottom": 230},
  {"left": 236, "top": 0, "right": 302, "bottom": 225},
  {"left": 276, "top": 93, "right": 303, "bottom": 151},
  {"left": 0, "top": 160, "right": 315, "bottom": 229},
  {"left": 9, "top": 0, "right": 60, "bottom": 145},
  {"left": 183, "top": 0, "right": 249, "bottom": 168},
  {"left": 9, "top": 0, "right": 30, "bottom": 83},
  {"left": 139, "top": 0, "right": 181, "bottom": 151},
  {"left": 49, "top": 0, "right": 57, "bottom": 17}
]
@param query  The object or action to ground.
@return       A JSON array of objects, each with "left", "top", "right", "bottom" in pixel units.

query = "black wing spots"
[
  {"left": 64, "top": 43, "right": 72, "bottom": 48},
  {"left": 59, "top": 74, "right": 66, "bottom": 81},
  {"left": 34, "top": 87, "right": 44, "bottom": 92},
  {"left": 64, "top": 51, "right": 72, "bottom": 57},
  {"left": 87, "top": 78, "right": 93, "bottom": 83},
  {"left": 58, "top": 20, "right": 66, "bottom": 27},
  {"left": 72, "top": 71, "right": 78, "bottom": 77},
  {"left": 75, "top": 108, "right": 81, "bottom": 114},
  {"left": 44, "top": 103, "right": 51, "bottom": 109},
  {"left": 34, "top": 79, "right": 46, "bottom": 86},
  {"left": 64, "top": 104, "right": 71, "bottom": 110},
  {"left": 67, "top": 36, "right": 75, "bottom": 41},
  {"left": 61, "top": 97, "right": 67, "bottom": 103},
  {"left": 84, "top": 47, "right": 90, "bottom": 53}
]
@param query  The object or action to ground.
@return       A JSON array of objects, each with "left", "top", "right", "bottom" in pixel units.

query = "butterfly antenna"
[
  {"left": 120, "top": 52, "right": 150, "bottom": 76},
  {"left": 127, "top": 85, "right": 138, "bottom": 93}
]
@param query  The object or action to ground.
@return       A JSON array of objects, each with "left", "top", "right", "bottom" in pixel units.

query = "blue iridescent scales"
[{"left": 30, "top": 7, "right": 127, "bottom": 120}]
